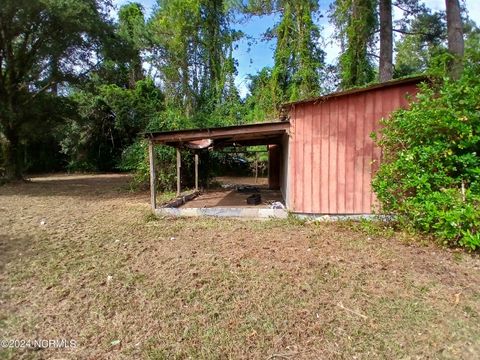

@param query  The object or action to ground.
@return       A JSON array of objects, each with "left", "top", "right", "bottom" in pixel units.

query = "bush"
[
  {"left": 372, "top": 48, "right": 480, "bottom": 250},
  {"left": 119, "top": 140, "right": 177, "bottom": 191}
]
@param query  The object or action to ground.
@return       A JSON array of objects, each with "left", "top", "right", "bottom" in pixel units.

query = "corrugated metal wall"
[{"left": 288, "top": 83, "right": 419, "bottom": 214}]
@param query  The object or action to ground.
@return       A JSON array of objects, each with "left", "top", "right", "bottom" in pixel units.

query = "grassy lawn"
[{"left": 0, "top": 174, "right": 479, "bottom": 359}]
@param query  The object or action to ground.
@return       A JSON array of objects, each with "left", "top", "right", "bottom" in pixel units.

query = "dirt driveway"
[{"left": 0, "top": 174, "right": 479, "bottom": 359}]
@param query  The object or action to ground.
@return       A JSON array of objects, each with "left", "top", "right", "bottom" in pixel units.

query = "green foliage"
[
  {"left": 62, "top": 78, "right": 164, "bottom": 172},
  {"left": 117, "top": 2, "right": 147, "bottom": 87},
  {"left": 394, "top": 10, "right": 447, "bottom": 77},
  {"left": 372, "top": 43, "right": 480, "bottom": 249},
  {"left": 119, "top": 141, "right": 177, "bottom": 191},
  {"left": 271, "top": 0, "right": 324, "bottom": 106},
  {"left": 149, "top": 0, "right": 241, "bottom": 116},
  {"left": 241, "top": 0, "right": 324, "bottom": 118},
  {"left": 330, "top": 0, "right": 376, "bottom": 88},
  {"left": 100, "top": 78, "right": 164, "bottom": 133},
  {"left": 244, "top": 68, "right": 277, "bottom": 122},
  {"left": 0, "top": 0, "right": 112, "bottom": 178}
]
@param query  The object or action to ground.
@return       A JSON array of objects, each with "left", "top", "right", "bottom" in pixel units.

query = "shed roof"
[
  {"left": 282, "top": 75, "right": 428, "bottom": 108},
  {"left": 145, "top": 121, "right": 289, "bottom": 148}
]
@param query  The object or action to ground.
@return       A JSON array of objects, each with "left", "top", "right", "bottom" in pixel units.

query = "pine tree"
[
  {"left": 379, "top": 0, "right": 393, "bottom": 81},
  {"left": 445, "top": 0, "right": 464, "bottom": 79}
]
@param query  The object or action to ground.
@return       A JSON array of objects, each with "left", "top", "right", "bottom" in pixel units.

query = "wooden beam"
[
  {"left": 176, "top": 148, "right": 181, "bottom": 196},
  {"left": 254, "top": 152, "right": 258, "bottom": 184},
  {"left": 148, "top": 122, "right": 289, "bottom": 143},
  {"left": 194, "top": 153, "right": 199, "bottom": 191},
  {"left": 148, "top": 141, "right": 156, "bottom": 210}
]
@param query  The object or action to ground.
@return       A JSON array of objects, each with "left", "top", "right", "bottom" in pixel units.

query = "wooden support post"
[
  {"left": 254, "top": 152, "right": 258, "bottom": 184},
  {"left": 194, "top": 153, "right": 199, "bottom": 191},
  {"left": 176, "top": 148, "right": 181, "bottom": 196},
  {"left": 148, "top": 141, "right": 157, "bottom": 210}
]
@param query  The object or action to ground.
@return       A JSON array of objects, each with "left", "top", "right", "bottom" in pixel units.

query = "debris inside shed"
[
  {"left": 246, "top": 193, "right": 261, "bottom": 205},
  {"left": 237, "top": 185, "right": 260, "bottom": 193}
]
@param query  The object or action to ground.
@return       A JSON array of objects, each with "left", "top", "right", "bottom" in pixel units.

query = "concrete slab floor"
[{"left": 178, "top": 188, "right": 283, "bottom": 209}]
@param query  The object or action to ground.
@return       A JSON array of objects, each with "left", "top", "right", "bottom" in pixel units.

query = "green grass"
[{"left": 1, "top": 174, "right": 479, "bottom": 359}]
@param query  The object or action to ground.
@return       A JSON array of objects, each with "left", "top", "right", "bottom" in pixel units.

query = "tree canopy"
[
  {"left": 0, "top": 0, "right": 113, "bottom": 177},
  {"left": 0, "top": 0, "right": 476, "bottom": 182}
]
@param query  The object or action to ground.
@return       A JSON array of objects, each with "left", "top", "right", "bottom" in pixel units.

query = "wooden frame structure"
[
  {"left": 145, "top": 76, "right": 426, "bottom": 216},
  {"left": 145, "top": 121, "right": 290, "bottom": 210}
]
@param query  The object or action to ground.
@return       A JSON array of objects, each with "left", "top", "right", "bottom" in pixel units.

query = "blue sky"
[{"left": 112, "top": 0, "right": 480, "bottom": 96}]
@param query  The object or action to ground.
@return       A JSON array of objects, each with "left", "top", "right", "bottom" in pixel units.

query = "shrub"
[
  {"left": 119, "top": 140, "right": 177, "bottom": 191},
  {"left": 372, "top": 47, "right": 480, "bottom": 250}
]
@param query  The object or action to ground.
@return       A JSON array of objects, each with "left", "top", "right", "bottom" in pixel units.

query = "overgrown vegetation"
[
  {"left": 0, "top": 0, "right": 478, "bottom": 249},
  {"left": 330, "top": 0, "right": 377, "bottom": 87},
  {"left": 373, "top": 34, "right": 480, "bottom": 250},
  {"left": 1, "top": 174, "right": 479, "bottom": 359}
]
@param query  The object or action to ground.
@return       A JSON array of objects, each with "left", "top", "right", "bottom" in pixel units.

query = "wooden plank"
[
  {"left": 372, "top": 89, "right": 384, "bottom": 210},
  {"left": 311, "top": 102, "right": 321, "bottom": 213},
  {"left": 149, "top": 122, "right": 289, "bottom": 143},
  {"left": 148, "top": 142, "right": 157, "bottom": 210},
  {"left": 354, "top": 94, "right": 365, "bottom": 213},
  {"left": 337, "top": 96, "right": 347, "bottom": 214},
  {"left": 289, "top": 108, "right": 297, "bottom": 210},
  {"left": 328, "top": 98, "right": 338, "bottom": 214},
  {"left": 320, "top": 101, "right": 330, "bottom": 213},
  {"left": 304, "top": 103, "right": 313, "bottom": 213},
  {"left": 363, "top": 92, "right": 374, "bottom": 214},
  {"left": 255, "top": 152, "right": 258, "bottom": 184},
  {"left": 268, "top": 145, "right": 281, "bottom": 190},
  {"left": 295, "top": 105, "right": 305, "bottom": 212},
  {"left": 176, "top": 148, "right": 181, "bottom": 196},
  {"left": 345, "top": 96, "right": 356, "bottom": 213},
  {"left": 194, "top": 153, "right": 199, "bottom": 191}
]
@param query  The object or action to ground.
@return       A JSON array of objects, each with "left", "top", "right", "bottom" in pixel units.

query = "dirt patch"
[
  {"left": 0, "top": 174, "right": 479, "bottom": 359},
  {"left": 215, "top": 176, "right": 268, "bottom": 186},
  {"left": 179, "top": 188, "right": 283, "bottom": 208}
]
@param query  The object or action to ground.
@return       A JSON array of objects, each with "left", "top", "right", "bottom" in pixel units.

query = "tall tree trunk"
[
  {"left": 445, "top": 0, "right": 464, "bottom": 79},
  {"left": 379, "top": 0, "right": 393, "bottom": 82}
]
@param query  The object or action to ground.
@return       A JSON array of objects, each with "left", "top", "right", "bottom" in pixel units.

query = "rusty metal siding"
[{"left": 288, "top": 83, "right": 418, "bottom": 214}]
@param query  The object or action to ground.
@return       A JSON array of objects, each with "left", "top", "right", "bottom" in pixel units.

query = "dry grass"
[{"left": 0, "top": 174, "right": 479, "bottom": 359}]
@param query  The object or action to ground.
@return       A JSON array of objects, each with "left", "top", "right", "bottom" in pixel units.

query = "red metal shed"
[
  {"left": 146, "top": 76, "right": 425, "bottom": 217},
  {"left": 282, "top": 76, "right": 423, "bottom": 215}
]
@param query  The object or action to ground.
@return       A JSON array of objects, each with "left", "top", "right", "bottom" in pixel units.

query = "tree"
[
  {"left": 331, "top": 0, "right": 377, "bottom": 88},
  {"left": 62, "top": 78, "right": 164, "bottom": 171},
  {"left": 149, "top": 0, "right": 240, "bottom": 120},
  {"left": 244, "top": 67, "right": 276, "bottom": 122},
  {"left": 379, "top": 0, "right": 393, "bottom": 81},
  {"left": 0, "top": 0, "right": 111, "bottom": 179},
  {"left": 60, "top": 2, "right": 165, "bottom": 172},
  {"left": 394, "top": 10, "right": 447, "bottom": 76},
  {"left": 243, "top": 0, "right": 324, "bottom": 112},
  {"left": 445, "top": 0, "right": 464, "bottom": 79},
  {"left": 117, "top": 3, "right": 146, "bottom": 88}
]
